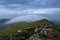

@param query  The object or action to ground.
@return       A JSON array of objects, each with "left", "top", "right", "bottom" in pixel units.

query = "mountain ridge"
[
  {"left": 0, "top": 19, "right": 60, "bottom": 40},
  {"left": 0, "top": 19, "right": 59, "bottom": 34}
]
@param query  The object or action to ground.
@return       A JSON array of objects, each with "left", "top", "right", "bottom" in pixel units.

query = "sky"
[{"left": 0, "top": 0, "right": 60, "bottom": 23}]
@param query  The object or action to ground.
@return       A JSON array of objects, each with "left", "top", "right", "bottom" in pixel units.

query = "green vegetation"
[
  {"left": 0, "top": 22, "right": 35, "bottom": 34},
  {"left": 0, "top": 19, "right": 60, "bottom": 40},
  {"left": 0, "top": 19, "right": 60, "bottom": 34}
]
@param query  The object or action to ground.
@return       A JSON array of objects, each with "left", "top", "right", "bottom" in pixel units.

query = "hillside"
[
  {"left": 0, "top": 19, "right": 51, "bottom": 34},
  {"left": 0, "top": 19, "right": 10, "bottom": 30},
  {"left": 0, "top": 19, "right": 60, "bottom": 40},
  {"left": 0, "top": 19, "right": 9, "bottom": 25}
]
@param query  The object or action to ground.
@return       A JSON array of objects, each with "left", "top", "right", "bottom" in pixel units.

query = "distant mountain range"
[
  {"left": 51, "top": 20, "right": 60, "bottom": 26},
  {"left": 0, "top": 19, "right": 9, "bottom": 24},
  {"left": 0, "top": 19, "right": 10, "bottom": 30}
]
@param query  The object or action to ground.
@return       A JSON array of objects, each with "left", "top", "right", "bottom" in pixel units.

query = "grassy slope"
[
  {"left": 0, "top": 19, "right": 60, "bottom": 35},
  {"left": 0, "top": 22, "right": 37, "bottom": 34}
]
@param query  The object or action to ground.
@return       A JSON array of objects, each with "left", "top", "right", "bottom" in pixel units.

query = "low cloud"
[
  {"left": 5, "top": 15, "right": 48, "bottom": 24},
  {"left": 0, "top": 0, "right": 60, "bottom": 24}
]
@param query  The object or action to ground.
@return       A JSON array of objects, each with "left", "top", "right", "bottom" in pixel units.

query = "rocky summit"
[{"left": 0, "top": 19, "right": 60, "bottom": 40}]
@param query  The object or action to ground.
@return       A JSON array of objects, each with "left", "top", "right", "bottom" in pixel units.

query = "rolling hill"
[
  {"left": 0, "top": 19, "right": 60, "bottom": 34},
  {"left": 0, "top": 19, "right": 60, "bottom": 40}
]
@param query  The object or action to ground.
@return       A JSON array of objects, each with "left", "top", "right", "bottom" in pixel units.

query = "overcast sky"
[{"left": 0, "top": 0, "right": 60, "bottom": 22}]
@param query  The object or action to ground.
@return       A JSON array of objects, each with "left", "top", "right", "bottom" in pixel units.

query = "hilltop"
[
  {"left": 0, "top": 19, "right": 51, "bottom": 34},
  {"left": 0, "top": 19, "right": 60, "bottom": 40}
]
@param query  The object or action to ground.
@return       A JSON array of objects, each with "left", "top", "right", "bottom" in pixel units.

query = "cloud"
[
  {"left": 0, "top": 6, "right": 60, "bottom": 19},
  {"left": 32, "top": 9, "right": 48, "bottom": 14},
  {"left": 31, "top": 8, "right": 60, "bottom": 14},
  {"left": 0, "top": 0, "right": 60, "bottom": 24},
  {"left": 0, "top": 4, "right": 30, "bottom": 19},
  {"left": 0, "top": 0, "right": 60, "bottom": 7},
  {"left": 5, "top": 15, "right": 48, "bottom": 24}
]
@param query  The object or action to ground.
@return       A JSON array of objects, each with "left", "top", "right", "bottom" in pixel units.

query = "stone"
[{"left": 17, "top": 30, "right": 22, "bottom": 32}]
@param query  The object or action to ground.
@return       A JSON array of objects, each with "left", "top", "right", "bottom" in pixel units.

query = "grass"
[
  {"left": 0, "top": 22, "right": 37, "bottom": 35},
  {"left": 0, "top": 19, "right": 60, "bottom": 35}
]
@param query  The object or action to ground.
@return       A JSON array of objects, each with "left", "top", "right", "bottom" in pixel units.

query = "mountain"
[
  {"left": 0, "top": 19, "right": 60, "bottom": 40},
  {"left": 0, "top": 19, "right": 10, "bottom": 30},
  {"left": 0, "top": 19, "right": 9, "bottom": 25},
  {"left": 0, "top": 19, "right": 59, "bottom": 34},
  {"left": 39, "top": 13, "right": 60, "bottom": 25},
  {"left": 52, "top": 20, "right": 60, "bottom": 26}
]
